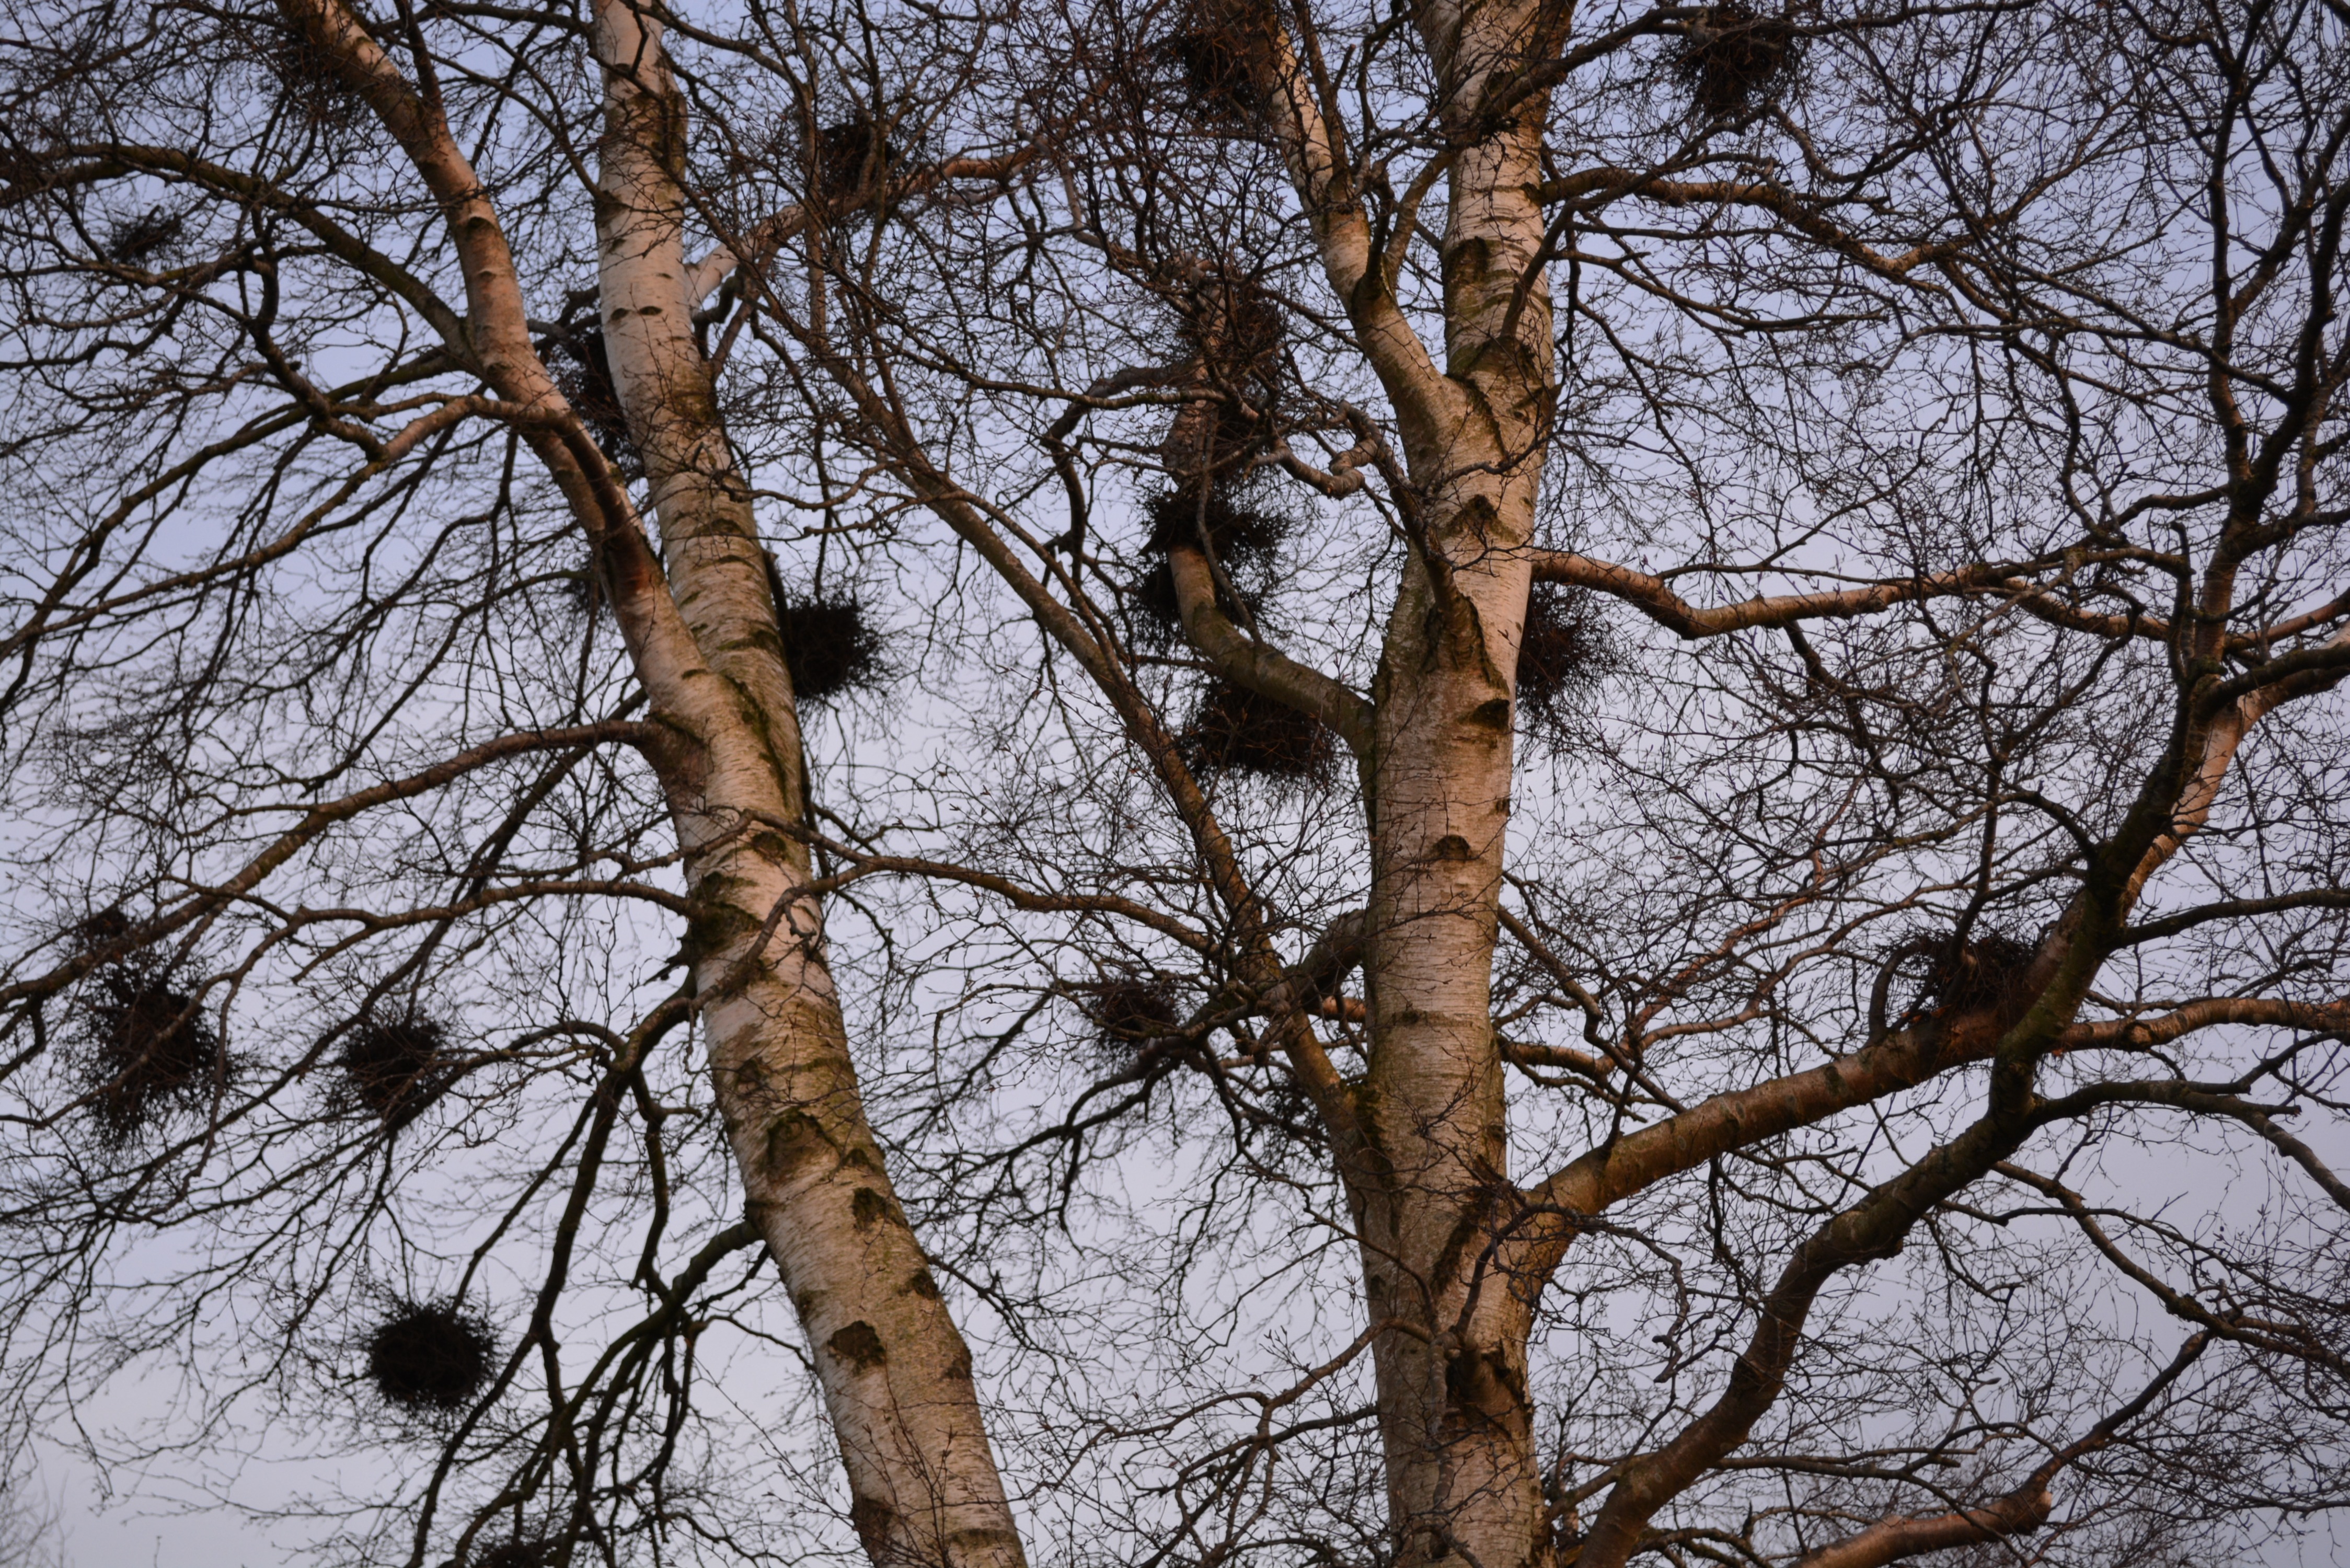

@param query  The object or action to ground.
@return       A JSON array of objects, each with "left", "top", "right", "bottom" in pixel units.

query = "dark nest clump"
[
  {"left": 366, "top": 1297, "right": 497, "bottom": 1413},
  {"left": 540, "top": 324, "right": 644, "bottom": 482},
  {"left": 264, "top": 21, "right": 370, "bottom": 130},
  {"left": 1515, "top": 583, "right": 1617, "bottom": 746},
  {"left": 70, "top": 907, "right": 134, "bottom": 953},
  {"left": 1131, "top": 268, "right": 1294, "bottom": 645},
  {"left": 1673, "top": 0, "right": 1800, "bottom": 117},
  {"left": 1142, "top": 484, "right": 1291, "bottom": 562},
  {"left": 1084, "top": 976, "right": 1181, "bottom": 1059},
  {"left": 1172, "top": 269, "right": 1286, "bottom": 471},
  {"left": 1130, "top": 480, "right": 1289, "bottom": 648},
  {"left": 1156, "top": 0, "right": 1277, "bottom": 125},
  {"left": 471, "top": 1539, "right": 561, "bottom": 1568},
  {"left": 1178, "top": 677, "right": 1338, "bottom": 786},
  {"left": 813, "top": 116, "right": 902, "bottom": 206},
  {"left": 332, "top": 1008, "right": 459, "bottom": 1128},
  {"left": 1147, "top": 264, "right": 1287, "bottom": 500},
  {"left": 1874, "top": 929, "right": 2039, "bottom": 1033},
  {"left": 67, "top": 939, "right": 229, "bottom": 1146},
  {"left": 775, "top": 592, "right": 888, "bottom": 702},
  {"left": 1925, "top": 932, "right": 2038, "bottom": 1016},
  {"left": 105, "top": 207, "right": 182, "bottom": 268},
  {"left": 1128, "top": 555, "right": 1266, "bottom": 650},
  {"left": 1248, "top": 1077, "right": 1326, "bottom": 1171}
]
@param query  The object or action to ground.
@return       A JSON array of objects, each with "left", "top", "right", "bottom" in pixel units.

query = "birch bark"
[
  {"left": 277, "top": 0, "right": 1030, "bottom": 1545},
  {"left": 1258, "top": 0, "right": 1564, "bottom": 1559},
  {"left": 584, "top": 10, "right": 1026, "bottom": 1564}
]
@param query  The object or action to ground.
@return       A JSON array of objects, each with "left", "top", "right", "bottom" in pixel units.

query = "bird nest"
[
  {"left": 1155, "top": 0, "right": 1279, "bottom": 125},
  {"left": 1177, "top": 678, "right": 1338, "bottom": 786},
  {"left": 1083, "top": 976, "right": 1181, "bottom": 1059},
  {"left": 1673, "top": 1, "right": 1800, "bottom": 118},
  {"left": 1130, "top": 469, "right": 1293, "bottom": 649},
  {"left": 775, "top": 592, "right": 888, "bottom": 702},
  {"left": 332, "top": 1009, "right": 459, "bottom": 1128},
  {"left": 1246, "top": 1077, "right": 1326, "bottom": 1171},
  {"left": 105, "top": 207, "right": 182, "bottom": 268},
  {"left": 1176, "top": 270, "right": 1284, "bottom": 385},
  {"left": 1876, "top": 930, "right": 2038, "bottom": 1032},
  {"left": 471, "top": 1539, "right": 560, "bottom": 1568},
  {"left": 554, "top": 558, "right": 612, "bottom": 622},
  {"left": 540, "top": 325, "right": 644, "bottom": 482},
  {"left": 263, "top": 21, "right": 369, "bottom": 130},
  {"left": 366, "top": 1296, "right": 497, "bottom": 1413},
  {"left": 1167, "top": 271, "right": 1287, "bottom": 480},
  {"left": 1127, "top": 555, "right": 1268, "bottom": 651},
  {"left": 813, "top": 116, "right": 903, "bottom": 207},
  {"left": 66, "top": 920, "right": 229, "bottom": 1145},
  {"left": 1515, "top": 583, "right": 1616, "bottom": 745},
  {"left": 1142, "top": 484, "right": 1291, "bottom": 563}
]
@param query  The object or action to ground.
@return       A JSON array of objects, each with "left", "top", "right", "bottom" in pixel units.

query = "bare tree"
[
  {"left": 0, "top": 0, "right": 2345, "bottom": 1564},
  {"left": 0, "top": 1468, "right": 66, "bottom": 1568}
]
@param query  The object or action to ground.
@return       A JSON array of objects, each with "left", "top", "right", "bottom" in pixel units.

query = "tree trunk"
[
  {"left": 1354, "top": 5, "right": 1559, "bottom": 1561},
  {"left": 590, "top": 9, "right": 1024, "bottom": 1565}
]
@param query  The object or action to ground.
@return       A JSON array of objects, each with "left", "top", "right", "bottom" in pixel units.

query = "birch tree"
[{"left": 1, "top": 0, "right": 2346, "bottom": 1563}]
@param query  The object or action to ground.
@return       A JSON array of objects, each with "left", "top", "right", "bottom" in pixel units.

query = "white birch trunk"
[
  {"left": 589, "top": 9, "right": 1025, "bottom": 1565},
  {"left": 1340, "top": 4, "right": 1560, "bottom": 1562}
]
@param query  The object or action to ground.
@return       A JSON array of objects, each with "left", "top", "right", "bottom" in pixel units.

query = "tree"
[
  {"left": 0, "top": 0, "right": 2345, "bottom": 1561},
  {"left": 0, "top": 1467, "right": 66, "bottom": 1568}
]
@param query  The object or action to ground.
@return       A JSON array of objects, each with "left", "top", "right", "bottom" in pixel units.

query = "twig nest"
[
  {"left": 263, "top": 20, "right": 370, "bottom": 129},
  {"left": 1129, "top": 559, "right": 1186, "bottom": 649},
  {"left": 366, "top": 1297, "right": 496, "bottom": 1412},
  {"left": 555, "top": 559, "right": 612, "bottom": 622},
  {"left": 1177, "top": 678, "right": 1338, "bottom": 786},
  {"left": 1142, "top": 485, "right": 1291, "bottom": 564},
  {"left": 1129, "top": 261, "right": 1296, "bottom": 643},
  {"left": 333, "top": 1009, "right": 457, "bottom": 1127},
  {"left": 540, "top": 325, "right": 644, "bottom": 483},
  {"left": 67, "top": 925, "right": 228, "bottom": 1144},
  {"left": 470, "top": 1540, "right": 558, "bottom": 1568},
  {"left": 1163, "top": 268, "right": 1287, "bottom": 486},
  {"left": 1918, "top": 932, "right": 2036, "bottom": 1016},
  {"left": 1674, "top": 1, "right": 1800, "bottom": 117},
  {"left": 1877, "top": 930, "right": 2037, "bottom": 1031},
  {"left": 775, "top": 592, "right": 887, "bottom": 702},
  {"left": 105, "top": 207, "right": 182, "bottom": 268},
  {"left": 1084, "top": 977, "right": 1180, "bottom": 1056},
  {"left": 1515, "top": 583, "right": 1616, "bottom": 745},
  {"left": 1156, "top": 0, "right": 1278, "bottom": 125},
  {"left": 814, "top": 116, "right": 902, "bottom": 206},
  {"left": 1130, "top": 482, "right": 1291, "bottom": 647},
  {"left": 1177, "top": 269, "right": 1284, "bottom": 387},
  {"left": 1248, "top": 1077, "right": 1325, "bottom": 1170},
  {"left": 1127, "top": 556, "right": 1267, "bottom": 650}
]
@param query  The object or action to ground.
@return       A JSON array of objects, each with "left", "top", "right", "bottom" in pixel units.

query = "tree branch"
[
  {"left": 1167, "top": 546, "right": 1375, "bottom": 756},
  {"left": 1789, "top": 1332, "right": 2210, "bottom": 1568}
]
